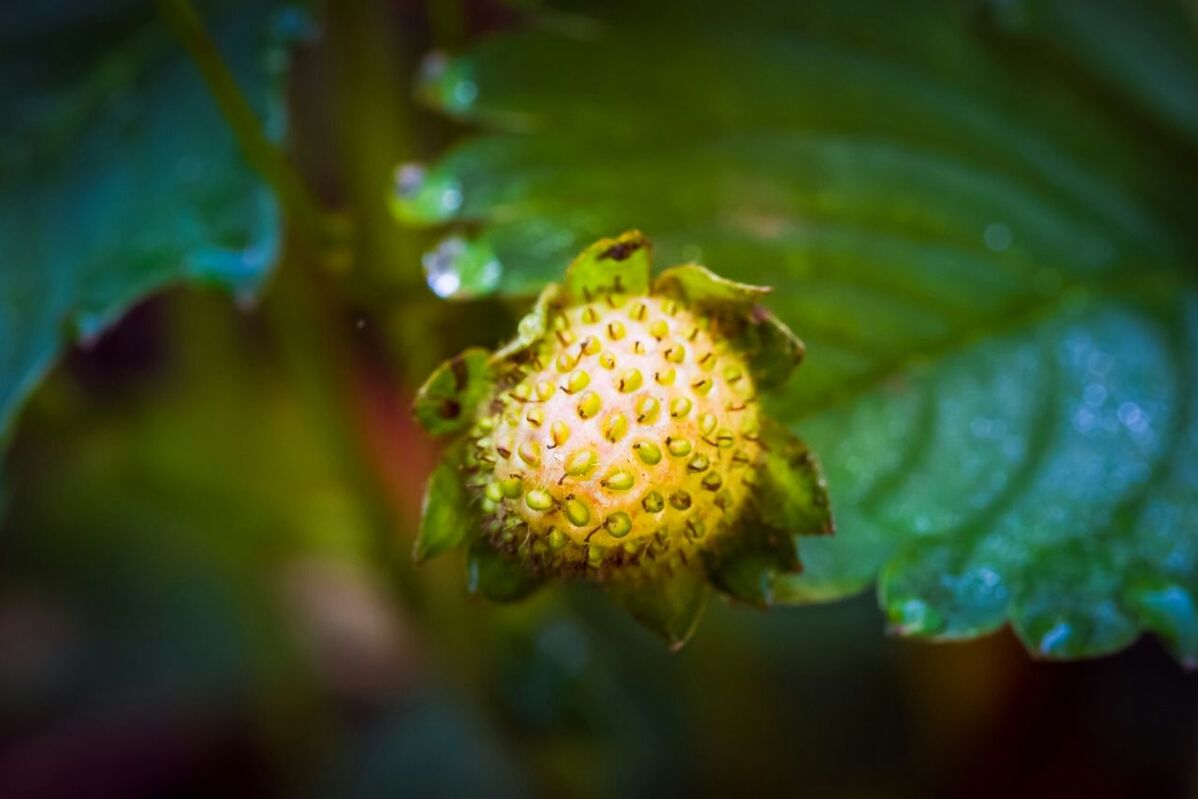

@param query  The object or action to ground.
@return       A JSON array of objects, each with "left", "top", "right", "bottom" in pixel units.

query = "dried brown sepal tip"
[{"left": 413, "top": 231, "right": 831, "bottom": 647}]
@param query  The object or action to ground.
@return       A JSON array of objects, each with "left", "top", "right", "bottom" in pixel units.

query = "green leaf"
[
  {"left": 0, "top": 0, "right": 301, "bottom": 448},
  {"left": 466, "top": 538, "right": 543, "bottom": 602},
  {"left": 562, "top": 230, "right": 651, "bottom": 302},
  {"left": 415, "top": 446, "right": 476, "bottom": 562},
  {"left": 605, "top": 568, "right": 710, "bottom": 650},
  {"left": 413, "top": 347, "right": 493, "bottom": 435},
  {"left": 403, "top": 0, "right": 1198, "bottom": 661}
]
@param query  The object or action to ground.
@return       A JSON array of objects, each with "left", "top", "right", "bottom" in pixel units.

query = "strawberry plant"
[{"left": 2, "top": 0, "right": 1197, "bottom": 794}]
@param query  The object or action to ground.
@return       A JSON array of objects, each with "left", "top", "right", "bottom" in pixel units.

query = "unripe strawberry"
[
  {"left": 468, "top": 291, "right": 762, "bottom": 576},
  {"left": 415, "top": 231, "right": 831, "bottom": 645}
]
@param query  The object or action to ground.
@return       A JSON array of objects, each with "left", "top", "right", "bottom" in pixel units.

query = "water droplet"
[
  {"left": 422, "top": 236, "right": 501, "bottom": 299},
  {"left": 390, "top": 162, "right": 463, "bottom": 224}
]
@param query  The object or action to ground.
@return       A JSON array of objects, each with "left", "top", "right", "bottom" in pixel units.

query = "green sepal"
[
  {"left": 710, "top": 551, "right": 782, "bottom": 608},
  {"left": 652, "top": 263, "right": 770, "bottom": 309},
  {"left": 563, "top": 230, "right": 651, "bottom": 303},
  {"left": 737, "top": 308, "right": 805, "bottom": 390},
  {"left": 414, "top": 444, "right": 477, "bottom": 563},
  {"left": 605, "top": 567, "right": 710, "bottom": 651},
  {"left": 413, "top": 347, "right": 493, "bottom": 435},
  {"left": 466, "top": 538, "right": 544, "bottom": 602},
  {"left": 757, "top": 420, "right": 833, "bottom": 538},
  {"left": 705, "top": 515, "right": 801, "bottom": 608},
  {"left": 492, "top": 283, "right": 561, "bottom": 362},
  {"left": 652, "top": 263, "right": 802, "bottom": 389}
]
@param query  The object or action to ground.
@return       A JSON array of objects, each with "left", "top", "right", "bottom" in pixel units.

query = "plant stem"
[{"left": 154, "top": 0, "right": 349, "bottom": 251}]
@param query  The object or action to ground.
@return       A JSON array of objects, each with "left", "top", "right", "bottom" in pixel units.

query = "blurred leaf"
[
  {"left": 0, "top": 0, "right": 300, "bottom": 448},
  {"left": 402, "top": 0, "right": 1198, "bottom": 661},
  {"left": 415, "top": 446, "right": 476, "bottom": 562}
]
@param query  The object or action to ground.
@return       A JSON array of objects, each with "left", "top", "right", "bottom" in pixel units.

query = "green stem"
[{"left": 154, "top": 0, "right": 349, "bottom": 250}]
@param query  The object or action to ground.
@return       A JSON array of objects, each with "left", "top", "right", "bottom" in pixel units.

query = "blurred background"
[{"left": 2, "top": 1, "right": 1197, "bottom": 797}]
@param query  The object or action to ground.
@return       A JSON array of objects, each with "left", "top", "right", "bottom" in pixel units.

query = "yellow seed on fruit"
[
  {"left": 665, "top": 345, "right": 685, "bottom": 364},
  {"left": 642, "top": 491, "right": 665, "bottom": 513},
  {"left": 740, "top": 418, "right": 759, "bottom": 436},
  {"left": 582, "top": 306, "right": 600, "bottom": 324},
  {"left": 548, "top": 528, "right": 568, "bottom": 550},
  {"left": 670, "top": 397, "right": 692, "bottom": 418},
  {"left": 716, "top": 429, "right": 735, "bottom": 448},
  {"left": 555, "top": 329, "right": 577, "bottom": 347},
  {"left": 632, "top": 340, "right": 647, "bottom": 355},
  {"left": 499, "top": 477, "right": 522, "bottom": 498},
  {"left": 525, "top": 408, "right": 544, "bottom": 427},
  {"left": 566, "top": 369, "right": 590, "bottom": 393},
  {"left": 602, "top": 470, "right": 635, "bottom": 490},
  {"left": 655, "top": 368, "right": 676, "bottom": 386},
  {"left": 526, "top": 489, "right": 553, "bottom": 511},
  {"left": 602, "top": 412, "right": 628, "bottom": 442},
  {"left": 504, "top": 410, "right": 520, "bottom": 427},
  {"left": 535, "top": 380, "right": 556, "bottom": 401},
  {"left": 692, "top": 377, "right": 713, "bottom": 396},
  {"left": 599, "top": 351, "right": 617, "bottom": 369},
  {"left": 552, "top": 313, "right": 569, "bottom": 331},
  {"left": 587, "top": 544, "right": 606, "bottom": 565},
  {"left": 565, "top": 497, "right": 591, "bottom": 526},
  {"left": 556, "top": 351, "right": 578, "bottom": 372},
  {"left": 606, "top": 321, "right": 626, "bottom": 340},
  {"left": 724, "top": 364, "right": 743, "bottom": 383},
  {"left": 604, "top": 512, "right": 632, "bottom": 538},
  {"left": 702, "top": 472, "right": 723, "bottom": 491},
  {"left": 629, "top": 302, "right": 648, "bottom": 321},
  {"left": 619, "top": 369, "right": 643, "bottom": 393},
  {"left": 661, "top": 299, "right": 678, "bottom": 316},
  {"left": 634, "top": 395, "right": 660, "bottom": 424},
  {"left": 699, "top": 413, "right": 718, "bottom": 435},
  {"left": 478, "top": 417, "right": 495, "bottom": 432},
  {"left": 518, "top": 440, "right": 541, "bottom": 466},
  {"left": 669, "top": 490, "right": 692, "bottom": 510},
  {"left": 512, "top": 383, "right": 531, "bottom": 400},
  {"left": 564, "top": 448, "right": 597, "bottom": 476},
  {"left": 550, "top": 421, "right": 570, "bottom": 448},
  {"left": 577, "top": 391, "right": 601, "bottom": 418},
  {"left": 666, "top": 437, "right": 693, "bottom": 457},
  {"left": 648, "top": 319, "right": 669, "bottom": 339},
  {"left": 608, "top": 292, "right": 626, "bottom": 308},
  {"left": 484, "top": 482, "right": 504, "bottom": 502},
  {"left": 634, "top": 440, "right": 662, "bottom": 465},
  {"left": 581, "top": 336, "right": 601, "bottom": 355},
  {"left": 686, "top": 519, "right": 707, "bottom": 539},
  {"left": 698, "top": 352, "right": 716, "bottom": 372},
  {"left": 687, "top": 454, "right": 710, "bottom": 473}
]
